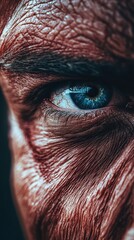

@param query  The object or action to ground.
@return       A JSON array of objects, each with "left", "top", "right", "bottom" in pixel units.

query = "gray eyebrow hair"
[{"left": 1, "top": 51, "right": 134, "bottom": 86}]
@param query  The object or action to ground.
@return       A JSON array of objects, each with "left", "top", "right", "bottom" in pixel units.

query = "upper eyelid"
[
  {"left": 22, "top": 74, "right": 132, "bottom": 109},
  {"left": 22, "top": 78, "right": 106, "bottom": 103}
]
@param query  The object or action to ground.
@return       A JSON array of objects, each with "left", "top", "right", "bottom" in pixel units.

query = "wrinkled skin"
[{"left": 0, "top": 1, "right": 134, "bottom": 240}]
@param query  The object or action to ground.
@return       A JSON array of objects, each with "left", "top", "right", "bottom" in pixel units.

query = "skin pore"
[{"left": 0, "top": 0, "right": 134, "bottom": 239}]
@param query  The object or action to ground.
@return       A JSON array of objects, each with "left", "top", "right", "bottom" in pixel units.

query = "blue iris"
[{"left": 69, "top": 84, "right": 112, "bottom": 110}]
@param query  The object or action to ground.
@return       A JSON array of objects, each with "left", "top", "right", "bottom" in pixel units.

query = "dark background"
[{"left": 0, "top": 89, "right": 24, "bottom": 240}]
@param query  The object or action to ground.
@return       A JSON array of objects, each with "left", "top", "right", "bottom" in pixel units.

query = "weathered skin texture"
[{"left": 0, "top": 1, "right": 134, "bottom": 240}]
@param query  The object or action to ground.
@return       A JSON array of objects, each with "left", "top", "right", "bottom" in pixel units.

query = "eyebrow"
[{"left": 1, "top": 51, "right": 134, "bottom": 87}]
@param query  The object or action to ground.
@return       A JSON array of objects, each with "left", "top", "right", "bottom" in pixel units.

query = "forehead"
[{"left": 0, "top": 0, "right": 134, "bottom": 62}]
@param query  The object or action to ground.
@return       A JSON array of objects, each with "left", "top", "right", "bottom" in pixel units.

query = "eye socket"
[{"left": 49, "top": 82, "right": 114, "bottom": 112}]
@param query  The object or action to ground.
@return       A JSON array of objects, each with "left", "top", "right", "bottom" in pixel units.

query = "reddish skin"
[{"left": 0, "top": 1, "right": 134, "bottom": 240}]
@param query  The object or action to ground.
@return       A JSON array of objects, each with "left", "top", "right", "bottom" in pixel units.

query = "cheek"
[
  {"left": 21, "top": 114, "right": 133, "bottom": 184},
  {"left": 10, "top": 113, "right": 134, "bottom": 240}
]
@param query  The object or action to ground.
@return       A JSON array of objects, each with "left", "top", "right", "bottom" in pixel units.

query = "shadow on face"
[{"left": 0, "top": 89, "right": 24, "bottom": 240}]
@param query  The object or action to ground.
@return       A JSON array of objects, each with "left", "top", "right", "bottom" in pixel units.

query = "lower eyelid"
[
  {"left": 41, "top": 103, "right": 115, "bottom": 125},
  {"left": 40, "top": 104, "right": 126, "bottom": 139}
]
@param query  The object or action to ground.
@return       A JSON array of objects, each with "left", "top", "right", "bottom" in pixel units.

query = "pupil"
[{"left": 86, "top": 87, "right": 99, "bottom": 99}]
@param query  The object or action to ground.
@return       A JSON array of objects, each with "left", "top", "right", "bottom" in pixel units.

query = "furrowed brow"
[{"left": 1, "top": 51, "right": 134, "bottom": 88}]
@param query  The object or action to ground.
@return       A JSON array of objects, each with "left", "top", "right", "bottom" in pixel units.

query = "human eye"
[
  {"left": 50, "top": 82, "right": 116, "bottom": 112},
  {"left": 22, "top": 76, "right": 133, "bottom": 127},
  {"left": 39, "top": 78, "right": 130, "bottom": 117},
  {"left": 20, "top": 73, "right": 134, "bottom": 142}
]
